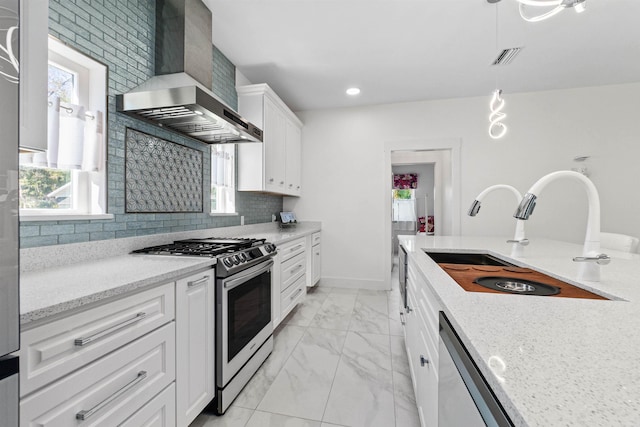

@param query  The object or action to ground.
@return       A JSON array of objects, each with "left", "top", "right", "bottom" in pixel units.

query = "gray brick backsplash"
[{"left": 20, "top": 0, "right": 283, "bottom": 248}]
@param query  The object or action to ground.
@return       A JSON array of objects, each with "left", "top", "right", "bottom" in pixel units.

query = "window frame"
[
  {"left": 210, "top": 144, "right": 238, "bottom": 216},
  {"left": 19, "top": 36, "right": 109, "bottom": 221}
]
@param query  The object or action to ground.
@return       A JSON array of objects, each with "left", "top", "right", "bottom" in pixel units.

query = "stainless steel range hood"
[{"left": 116, "top": 0, "right": 262, "bottom": 144}]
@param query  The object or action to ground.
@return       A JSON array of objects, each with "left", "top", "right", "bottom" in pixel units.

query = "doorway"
[
  {"left": 391, "top": 162, "right": 435, "bottom": 256},
  {"left": 383, "top": 138, "right": 462, "bottom": 289}
]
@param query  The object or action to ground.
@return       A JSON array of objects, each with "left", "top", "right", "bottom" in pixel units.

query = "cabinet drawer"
[
  {"left": 20, "top": 322, "right": 176, "bottom": 427},
  {"left": 120, "top": 383, "right": 176, "bottom": 427},
  {"left": 278, "top": 237, "right": 305, "bottom": 261},
  {"left": 311, "top": 232, "right": 321, "bottom": 246},
  {"left": 19, "top": 283, "right": 175, "bottom": 396},
  {"left": 281, "top": 252, "right": 306, "bottom": 292},
  {"left": 281, "top": 274, "right": 306, "bottom": 319}
]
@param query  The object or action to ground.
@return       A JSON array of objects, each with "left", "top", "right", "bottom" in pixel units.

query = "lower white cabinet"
[
  {"left": 20, "top": 322, "right": 176, "bottom": 426},
  {"left": 311, "top": 237, "right": 321, "bottom": 287},
  {"left": 273, "top": 237, "right": 307, "bottom": 327},
  {"left": 18, "top": 283, "right": 175, "bottom": 396},
  {"left": 404, "top": 254, "right": 441, "bottom": 427},
  {"left": 175, "top": 269, "right": 215, "bottom": 427},
  {"left": 120, "top": 383, "right": 176, "bottom": 427}
]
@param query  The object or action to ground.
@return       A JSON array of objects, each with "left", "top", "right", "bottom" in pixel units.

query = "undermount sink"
[
  {"left": 424, "top": 251, "right": 516, "bottom": 267},
  {"left": 424, "top": 250, "right": 608, "bottom": 300}
]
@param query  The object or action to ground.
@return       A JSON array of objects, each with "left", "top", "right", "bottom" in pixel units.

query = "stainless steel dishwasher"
[{"left": 438, "top": 312, "right": 513, "bottom": 427}]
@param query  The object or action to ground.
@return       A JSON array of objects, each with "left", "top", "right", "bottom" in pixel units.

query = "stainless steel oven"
[
  {"left": 132, "top": 237, "right": 277, "bottom": 415},
  {"left": 215, "top": 258, "right": 274, "bottom": 414}
]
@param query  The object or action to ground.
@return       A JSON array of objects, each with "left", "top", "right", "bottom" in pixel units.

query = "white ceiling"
[{"left": 203, "top": 0, "right": 640, "bottom": 112}]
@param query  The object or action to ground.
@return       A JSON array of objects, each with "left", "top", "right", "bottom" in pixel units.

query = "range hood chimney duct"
[
  {"left": 116, "top": 0, "right": 263, "bottom": 144},
  {"left": 155, "top": 0, "right": 212, "bottom": 88}
]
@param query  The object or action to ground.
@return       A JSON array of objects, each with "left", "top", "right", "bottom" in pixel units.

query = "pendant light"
[
  {"left": 517, "top": 0, "right": 587, "bottom": 22},
  {"left": 488, "top": 1, "right": 508, "bottom": 140}
]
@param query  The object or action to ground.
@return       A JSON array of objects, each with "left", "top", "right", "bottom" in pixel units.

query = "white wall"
[{"left": 284, "top": 82, "right": 640, "bottom": 289}]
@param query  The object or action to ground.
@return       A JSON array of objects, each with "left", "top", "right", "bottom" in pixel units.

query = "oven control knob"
[
  {"left": 223, "top": 258, "right": 233, "bottom": 268},
  {"left": 232, "top": 255, "right": 241, "bottom": 265},
  {"left": 239, "top": 253, "right": 248, "bottom": 262}
]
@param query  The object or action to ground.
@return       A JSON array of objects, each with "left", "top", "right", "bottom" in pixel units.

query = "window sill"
[
  {"left": 209, "top": 212, "right": 239, "bottom": 217},
  {"left": 20, "top": 213, "right": 115, "bottom": 222}
]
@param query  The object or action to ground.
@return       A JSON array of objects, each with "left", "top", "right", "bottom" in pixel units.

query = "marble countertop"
[
  {"left": 399, "top": 235, "right": 640, "bottom": 427},
  {"left": 20, "top": 222, "right": 321, "bottom": 327}
]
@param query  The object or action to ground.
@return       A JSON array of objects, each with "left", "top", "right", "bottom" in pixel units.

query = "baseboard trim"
[{"left": 317, "top": 277, "right": 390, "bottom": 291}]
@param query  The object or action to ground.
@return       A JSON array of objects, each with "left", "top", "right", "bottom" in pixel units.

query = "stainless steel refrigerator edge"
[{"left": 0, "top": 0, "right": 21, "bottom": 424}]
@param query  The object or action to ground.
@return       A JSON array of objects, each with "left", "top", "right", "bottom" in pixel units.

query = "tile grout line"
[{"left": 318, "top": 290, "right": 356, "bottom": 426}]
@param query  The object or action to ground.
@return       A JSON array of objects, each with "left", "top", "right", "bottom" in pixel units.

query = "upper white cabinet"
[
  {"left": 19, "top": 0, "right": 48, "bottom": 152},
  {"left": 237, "top": 84, "right": 303, "bottom": 197}
]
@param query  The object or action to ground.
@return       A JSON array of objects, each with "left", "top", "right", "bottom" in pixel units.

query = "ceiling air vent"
[{"left": 492, "top": 47, "right": 523, "bottom": 66}]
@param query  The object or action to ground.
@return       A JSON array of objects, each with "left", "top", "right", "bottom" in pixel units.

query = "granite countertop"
[
  {"left": 399, "top": 235, "right": 640, "bottom": 427},
  {"left": 20, "top": 222, "right": 321, "bottom": 327}
]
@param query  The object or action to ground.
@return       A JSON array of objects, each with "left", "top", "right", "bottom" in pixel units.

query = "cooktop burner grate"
[{"left": 131, "top": 237, "right": 266, "bottom": 257}]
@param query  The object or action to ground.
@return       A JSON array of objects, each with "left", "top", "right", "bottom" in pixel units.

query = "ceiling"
[{"left": 203, "top": 0, "right": 640, "bottom": 112}]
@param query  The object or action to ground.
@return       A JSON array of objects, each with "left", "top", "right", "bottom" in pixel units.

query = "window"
[
  {"left": 211, "top": 144, "right": 236, "bottom": 214},
  {"left": 19, "top": 36, "right": 107, "bottom": 219},
  {"left": 392, "top": 189, "right": 416, "bottom": 221}
]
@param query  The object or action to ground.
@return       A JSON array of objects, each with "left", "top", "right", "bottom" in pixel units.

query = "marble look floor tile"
[
  {"left": 284, "top": 296, "right": 326, "bottom": 327},
  {"left": 310, "top": 293, "right": 357, "bottom": 330},
  {"left": 348, "top": 294, "right": 390, "bottom": 335},
  {"left": 357, "top": 289, "right": 388, "bottom": 297},
  {"left": 189, "top": 406, "right": 253, "bottom": 427},
  {"left": 320, "top": 423, "right": 348, "bottom": 427},
  {"left": 233, "top": 325, "right": 306, "bottom": 409},
  {"left": 257, "top": 328, "right": 346, "bottom": 421},
  {"left": 325, "top": 287, "right": 359, "bottom": 295},
  {"left": 390, "top": 335, "right": 410, "bottom": 376},
  {"left": 245, "top": 410, "right": 322, "bottom": 427},
  {"left": 389, "top": 316, "right": 404, "bottom": 337},
  {"left": 323, "top": 332, "right": 395, "bottom": 427},
  {"left": 393, "top": 369, "right": 421, "bottom": 427}
]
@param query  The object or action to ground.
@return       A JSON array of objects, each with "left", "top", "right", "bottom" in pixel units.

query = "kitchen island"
[{"left": 399, "top": 235, "right": 640, "bottom": 427}]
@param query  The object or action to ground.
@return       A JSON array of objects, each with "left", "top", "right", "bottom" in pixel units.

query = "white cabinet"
[
  {"left": 285, "top": 120, "right": 302, "bottom": 195},
  {"left": 309, "top": 232, "right": 321, "bottom": 287},
  {"left": 19, "top": 0, "right": 48, "bottom": 152},
  {"left": 18, "top": 282, "right": 179, "bottom": 427},
  {"left": 175, "top": 269, "right": 215, "bottom": 427},
  {"left": 403, "top": 253, "right": 441, "bottom": 427},
  {"left": 18, "top": 283, "right": 175, "bottom": 396},
  {"left": 273, "top": 237, "right": 307, "bottom": 327},
  {"left": 20, "top": 322, "right": 176, "bottom": 426},
  {"left": 237, "top": 83, "right": 303, "bottom": 196}
]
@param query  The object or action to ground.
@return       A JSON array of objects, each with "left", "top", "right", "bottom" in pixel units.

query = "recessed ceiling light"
[{"left": 346, "top": 87, "right": 360, "bottom": 96}]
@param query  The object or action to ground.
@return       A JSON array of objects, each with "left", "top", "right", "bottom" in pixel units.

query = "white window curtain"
[
  {"left": 212, "top": 144, "right": 234, "bottom": 188},
  {"left": 211, "top": 144, "right": 236, "bottom": 213},
  {"left": 23, "top": 96, "right": 103, "bottom": 171},
  {"left": 393, "top": 199, "right": 417, "bottom": 222}
]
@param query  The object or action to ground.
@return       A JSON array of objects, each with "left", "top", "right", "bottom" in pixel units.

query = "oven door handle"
[{"left": 224, "top": 260, "right": 274, "bottom": 290}]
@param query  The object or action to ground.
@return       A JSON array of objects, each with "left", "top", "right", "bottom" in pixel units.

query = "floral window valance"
[{"left": 393, "top": 173, "right": 418, "bottom": 189}]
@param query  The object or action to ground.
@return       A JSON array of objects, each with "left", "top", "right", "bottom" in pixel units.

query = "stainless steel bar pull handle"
[
  {"left": 292, "top": 264, "right": 304, "bottom": 272},
  {"left": 76, "top": 371, "right": 147, "bottom": 420},
  {"left": 74, "top": 312, "right": 147, "bottom": 346},
  {"left": 290, "top": 288, "right": 303, "bottom": 300},
  {"left": 399, "top": 312, "right": 406, "bottom": 325},
  {"left": 290, "top": 245, "right": 303, "bottom": 252},
  {"left": 188, "top": 275, "right": 210, "bottom": 287},
  {"left": 506, "top": 238, "right": 530, "bottom": 246},
  {"left": 420, "top": 355, "right": 429, "bottom": 367},
  {"left": 573, "top": 253, "right": 611, "bottom": 265}
]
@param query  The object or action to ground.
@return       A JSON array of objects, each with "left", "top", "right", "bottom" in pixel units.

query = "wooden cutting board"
[{"left": 438, "top": 263, "right": 608, "bottom": 300}]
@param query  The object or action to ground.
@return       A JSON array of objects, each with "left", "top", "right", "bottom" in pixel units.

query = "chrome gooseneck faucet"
[
  {"left": 468, "top": 184, "right": 528, "bottom": 257},
  {"left": 514, "top": 170, "right": 610, "bottom": 282}
]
